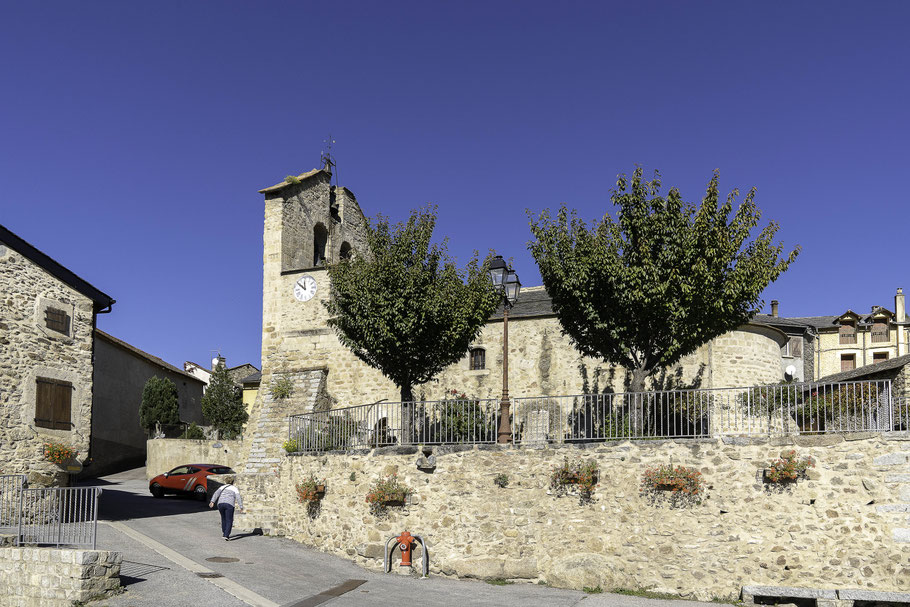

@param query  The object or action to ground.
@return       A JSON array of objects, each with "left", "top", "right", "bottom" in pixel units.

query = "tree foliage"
[
  {"left": 139, "top": 376, "right": 180, "bottom": 431},
  {"left": 528, "top": 167, "right": 800, "bottom": 393},
  {"left": 201, "top": 363, "right": 248, "bottom": 438},
  {"left": 325, "top": 206, "right": 500, "bottom": 403}
]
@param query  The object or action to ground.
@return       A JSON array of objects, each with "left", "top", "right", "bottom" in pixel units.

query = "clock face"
[{"left": 293, "top": 275, "right": 317, "bottom": 302}]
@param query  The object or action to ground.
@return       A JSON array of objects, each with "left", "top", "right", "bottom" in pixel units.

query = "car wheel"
[
  {"left": 150, "top": 483, "right": 164, "bottom": 498},
  {"left": 194, "top": 484, "right": 207, "bottom": 501}
]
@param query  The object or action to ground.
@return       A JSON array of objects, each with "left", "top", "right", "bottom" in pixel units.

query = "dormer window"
[
  {"left": 839, "top": 322, "right": 856, "bottom": 345},
  {"left": 469, "top": 348, "right": 485, "bottom": 370},
  {"left": 871, "top": 320, "right": 889, "bottom": 343}
]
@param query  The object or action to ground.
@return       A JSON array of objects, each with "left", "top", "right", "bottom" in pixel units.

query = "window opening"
[
  {"left": 313, "top": 223, "right": 328, "bottom": 267},
  {"left": 469, "top": 348, "right": 485, "bottom": 370},
  {"left": 35, "top": 378, "right": 72, "bottom": 430},
  {"left": 45, "top": 307, "right": 70, "bottom": 335}
]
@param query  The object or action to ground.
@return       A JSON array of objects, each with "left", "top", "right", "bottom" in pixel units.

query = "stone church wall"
[
  {"left": 0, "top": 245, "right": 94, "bottom": 482},
  {"left": 257, "top": 172, "right": 789, "bottom": 417}
]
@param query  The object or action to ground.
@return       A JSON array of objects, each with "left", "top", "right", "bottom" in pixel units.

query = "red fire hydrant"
[
  {"left": 384, "top": 531, "right": 428, "bottom": 577},
  {"left": 395, "top": 531, "right": 415, "bottom": 567}
]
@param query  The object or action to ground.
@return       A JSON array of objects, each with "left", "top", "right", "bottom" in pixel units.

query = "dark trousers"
[{"left": 218, "top": 503, "right": 235, "bottom": 538}]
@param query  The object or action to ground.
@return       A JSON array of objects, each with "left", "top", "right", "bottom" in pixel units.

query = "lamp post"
[{"left": 489, "top": 256, "right": 521, "bottom": 444}]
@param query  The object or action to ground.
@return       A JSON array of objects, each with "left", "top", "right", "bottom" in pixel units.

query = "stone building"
[
  {"left": 246, "top": 167, "right": 790, "bottom": 452},
  {"left": 0, "top": 224, "right": 115, "bottom": 483},
  {"left": 184, "top": 358, "right": 260, "bottom": 391},
  {"left": 91, "top": 330, "right": 205, "bottom": 477}
]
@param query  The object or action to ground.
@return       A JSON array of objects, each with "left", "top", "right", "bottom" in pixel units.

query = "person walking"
[{"left": 209, "top": 475, "right": 245, "bottom": 541}]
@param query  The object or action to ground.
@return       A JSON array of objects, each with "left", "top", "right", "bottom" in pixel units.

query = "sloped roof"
[
  {"left": 241, "top": 371, "right": 261, "bottom": 385},
  {"left": 95, "top": 330, "right": 204, "bottom": 384},
  {"left": 752, "top": 314, "right": 839, "bottom": 330},
  {"left": 0, "top": 224, "right": 115, "bottom": 311},
  {"left": 489, "top": 287, "right": 554, "bottom": 320},
  {"left": 816, "top": 353, "right": 910, "bottom": 384},
  {"left": 258, "top": 168, "right": 329, "bottom": 194}
]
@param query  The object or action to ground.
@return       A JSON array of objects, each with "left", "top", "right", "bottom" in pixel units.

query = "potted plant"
[
  {"left": 43, "top": 442, "right": 77, "bottom": 466},
  {"left": 365, "top": 473, "right": 412, "bottom": 510},
  {"left": 640, "top": 464, "right": 704, "bottom": 507},
  {"left": 550, "top": 457, "right": 599, "bottom": 501},
  {"left": 764, "top": 450, "right": 814, "bottom": 484},
  {"left": 295, "top": 473, "right": 326, "bottom": 503}
]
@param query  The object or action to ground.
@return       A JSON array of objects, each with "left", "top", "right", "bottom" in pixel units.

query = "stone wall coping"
[
  {"left": 283, "top": 432, "right": 909, "bottom": 458},
  {"left": 838, "top": 589, "right": 910, "bottom": 601},
  {"left": 742, "top": 585, "right": 837, "bottom": 599}
]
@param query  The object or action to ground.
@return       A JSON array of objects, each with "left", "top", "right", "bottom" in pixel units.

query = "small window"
[
  {"left": 873, "top": 351, "right": 889, "bottom": 364},
  {"left": 313, "top": 223, "right": 328, "bottom": 267},
  {"left": 35, "top": 378, "right": 72, "bottom": 430},
  {"left": 782, "top": 337, "right": 802, "bottom": 358},
  {"left": 339, "top": 242, "right": 352, "bottom": 260},
  {"left": 469, "top": 348, "right": 485, "bottom": 370},
  {"left": 45, "top": 307, "right": 70, "bottom": 335},
  {"left": 840, "top": 354, "right": 856, "bottom": 372}
]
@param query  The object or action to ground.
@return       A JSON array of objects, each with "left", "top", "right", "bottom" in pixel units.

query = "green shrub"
[{"left": 182, "top": 422, "right": 205, "bottom": 440}]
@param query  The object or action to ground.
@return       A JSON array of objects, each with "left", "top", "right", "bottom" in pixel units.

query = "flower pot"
[{"left": 763, "top": 470, "right": 797, "bottom": 485}]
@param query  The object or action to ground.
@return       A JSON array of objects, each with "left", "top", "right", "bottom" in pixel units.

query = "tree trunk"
[
  {"left": 628, "top": 366, "right": 651, "bottom": 437},
  {"left": 400, "top": 384, "right": 415, "bottom": 445}
]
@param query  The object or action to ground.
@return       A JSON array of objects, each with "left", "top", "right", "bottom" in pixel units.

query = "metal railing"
[
  {"left": 289, "top": 397, "right": 501, "bottom": 452},
  {"left": 288, "top": 379, "right": 901, "bottom": 452},
  {"left": 16, "top": 486, "right": 102, "bottom": 549},
  {"left": 0, "top": 474, "right": 26, "bottom": 536},
  {"left": 0, "top": 476, "right": 101, "bottom": 549}
]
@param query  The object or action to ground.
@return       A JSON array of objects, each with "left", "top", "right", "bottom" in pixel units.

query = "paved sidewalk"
[{"left": 85, "top": 469, "right": 724, "bottom": 607}]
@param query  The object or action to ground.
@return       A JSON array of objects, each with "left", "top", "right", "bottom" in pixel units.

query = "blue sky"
[{"left": 2, "top": 1, "right": 908, "bottom": 371}]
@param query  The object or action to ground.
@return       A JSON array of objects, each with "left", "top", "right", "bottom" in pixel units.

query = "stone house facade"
[{"left": 0, "top": 224, "right": 114, "bottom": 483}]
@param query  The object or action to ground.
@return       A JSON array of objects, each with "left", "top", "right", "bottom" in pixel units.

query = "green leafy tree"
[
  {"left": 528, "top": 168, "right": 800, "bottom": 394},
  {"left": 139, "top": 376, "right": 180, "bottom": 431},
  {"left": 325, "top": 206, "right": 500, "bottom": 441},
  {"left": 201, "top": 363, "right": 248, "bottom": 438}
]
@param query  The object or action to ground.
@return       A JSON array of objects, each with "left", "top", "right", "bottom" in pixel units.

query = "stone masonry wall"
[
  {"left": 259, "top": 434, "right": 910, "bottom": 601},
  {"left": 145, "top": 438, "right": 243, "bottom": 479},
  {"left": 0, "top": 246, "right": 94, "bottom": 484},
  {"left": 0, "top": 547, "right": 121, "bottom": 606}
]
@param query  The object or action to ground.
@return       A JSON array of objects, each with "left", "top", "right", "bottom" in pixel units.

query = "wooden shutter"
[
  {"left": 45, "top": 308, "right": 70, "bottom": 335},
  {"left": 840, "top": 355, "right": 855, "bottom": 372},
  {"left": 35, "top": 378, "right": 72, "bottom": 430}
]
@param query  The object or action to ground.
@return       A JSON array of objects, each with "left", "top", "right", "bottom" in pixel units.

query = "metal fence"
[
  {"left": 0, "top": 476, "right": 101, "bottom": 549},
  {"left": 0, "top": 474, "right": 26, "bottom": 536},
  {"left": 289, "top": 379, "right": 903, "bottom": 452}
]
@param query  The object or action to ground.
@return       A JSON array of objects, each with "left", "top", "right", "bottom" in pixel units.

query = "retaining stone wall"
[
  {"left": 0, "top": 547, "right": 121, "bottom": 606},
  {"left": 145, "top": 439, "right": 243, "bottom": 479},
  {"left": 262, "top": 433, "right": 910, "bottom": 601}
]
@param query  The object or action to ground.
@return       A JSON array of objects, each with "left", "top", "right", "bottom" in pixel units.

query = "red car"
[{"left": 149, "top": 464, "right": 235, "bottom": 500}]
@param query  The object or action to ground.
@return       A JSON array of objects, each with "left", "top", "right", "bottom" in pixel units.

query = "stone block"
[
  {"left": 873, "top": 453, "right": 909, "bottom": 466},
  {"left": 838, "top": 589, "right": 910, "bottom": 602},
  {"left": 545, "top": 553, "right": 614, "bottom": 590},
  {"left": 894, "top": 528, "right": 910, "bottom": 543},
  {"left": 742, "top": 585, "right": 837, "bottom": 601},
  {"left": 876, "top": 504, "right": 910, "bottom": 513}
]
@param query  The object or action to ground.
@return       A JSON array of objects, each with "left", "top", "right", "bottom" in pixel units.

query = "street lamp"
[{"left": 489, "top": 256, "right": 521, "bottom": 444}]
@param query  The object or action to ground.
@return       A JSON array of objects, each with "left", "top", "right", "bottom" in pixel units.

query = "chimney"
[
  {"left": 897, "top": 288, "right": 906, "bottom": 323},
  {"left": 212, "top": 355, "right": 225, "bottom": 370},
  {"left": 771, "top": 300, "right": 779, "bottom": 318}
]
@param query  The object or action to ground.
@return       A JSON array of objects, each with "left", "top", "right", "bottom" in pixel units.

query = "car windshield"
[{"left": 168, "top": 466, "right": 191, "bottom": 475}]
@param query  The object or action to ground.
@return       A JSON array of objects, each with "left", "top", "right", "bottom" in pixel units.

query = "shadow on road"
[{"left": 79, "top": 477, "right": 211, "bottom": 522}]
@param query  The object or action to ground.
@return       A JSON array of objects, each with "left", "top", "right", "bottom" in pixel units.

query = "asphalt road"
[{"left": 83, "top": 468, "right": 725, "bottom": 607}]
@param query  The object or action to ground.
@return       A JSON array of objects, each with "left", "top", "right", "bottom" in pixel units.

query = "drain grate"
[
  {"left": 197, "top": 572, "right": 224, "bottom": 579},
  {"left": 205, "top": 557, "right": 240, "bottom": 563}
]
